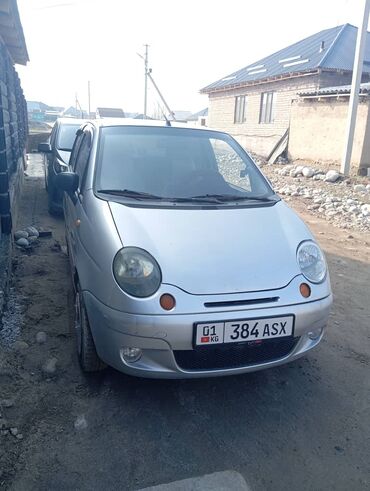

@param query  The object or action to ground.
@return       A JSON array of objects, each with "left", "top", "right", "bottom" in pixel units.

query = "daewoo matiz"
[{"left": 56, "top": 119, "right": 332, "bottom": 378}]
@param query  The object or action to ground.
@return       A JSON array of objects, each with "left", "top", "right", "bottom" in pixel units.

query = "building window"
[
  {"left": 234, "top": 95, "right": 247, "bottom": 123},
  {"left": 259, "top": 91, "right": 276, "bottom": 123}
]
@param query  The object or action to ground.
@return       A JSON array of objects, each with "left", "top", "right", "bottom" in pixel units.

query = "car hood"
[
  {"left": 108, "top": 201, "right": 313, "bottom": 295},
  {"left": 56, "top": 149, "right": 71, "bottom": 164}
]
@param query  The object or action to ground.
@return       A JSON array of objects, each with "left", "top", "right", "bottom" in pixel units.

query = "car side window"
[
  {"left": 49, "top": 124, "right": 57, "bottom": 148},
  {"left": 69, "top": 132, "right": 84, "bottom": 171},
  {"left": 74, "top": 132, "right": 92, "bottom": 193}
]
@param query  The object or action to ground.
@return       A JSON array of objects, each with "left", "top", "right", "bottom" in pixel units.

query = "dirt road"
[{"left": 0, "top": 155, "right": 369, "bottom": 490}]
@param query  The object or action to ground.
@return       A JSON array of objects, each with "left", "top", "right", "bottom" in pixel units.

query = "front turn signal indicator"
[
  {"left": 160, "top": 294, "right": 176, "bottom": 311},
  {"left": 300, "top": 283, "right": 311, "bottom": 298}
]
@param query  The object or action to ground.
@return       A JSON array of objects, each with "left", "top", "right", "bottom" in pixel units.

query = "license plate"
[{"left": 195, "top": 315, "right": 294, "bottom": 346}]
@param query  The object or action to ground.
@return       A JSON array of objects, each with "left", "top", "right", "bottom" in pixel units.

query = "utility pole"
[
  {"left": 341, "top": 0, "right": 370, "bottom": 175},
  {"left": 146, "top": 71, "right": 176, "bottom": 120},
  {"left": 144, "top": 44, "right": 149, "bottom": 119},
  {"left": 87, "top": 80, "right": 91, "bottom": 118}
]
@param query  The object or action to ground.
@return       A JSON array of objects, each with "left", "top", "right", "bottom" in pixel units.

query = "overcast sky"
[{"left": 16, "top": 0, "right": 369, "bottom": 115}]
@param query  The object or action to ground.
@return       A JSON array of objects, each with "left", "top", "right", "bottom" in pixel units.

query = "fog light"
[
  {"left": 120, "top": 347, "right": 142, "bottom": 363},
  {"left": 300, "top": 282, "right": 311, "bottom": 298},
  {"left": 308, "top": 327, "right": 323, "bottom": 340},
  {"left": 160, "top": 293, "right": 176, "bottom": 311}
]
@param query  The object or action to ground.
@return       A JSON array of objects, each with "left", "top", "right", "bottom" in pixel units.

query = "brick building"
[{"left": 201, "top": 24, "right": 370, "bottom": 160}]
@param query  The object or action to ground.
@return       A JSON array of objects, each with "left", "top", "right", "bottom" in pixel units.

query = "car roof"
[
  {"left": 56, "top": 117, "right": 87, "bottom": 126},
  {"left": 83, "top": 118, "right": 216, "bottom": 133}
]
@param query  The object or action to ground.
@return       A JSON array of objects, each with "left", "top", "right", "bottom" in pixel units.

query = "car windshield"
[
  {"left": 57, "top": 124, "right": 81, "bottom": 151},
  {"left": 95, "top": 126, "right": 275, "bottom": 204}
]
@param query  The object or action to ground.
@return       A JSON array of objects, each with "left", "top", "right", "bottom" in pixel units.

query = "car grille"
[{"left": 174, "top": 337, "right": 300, "bottom": 371}]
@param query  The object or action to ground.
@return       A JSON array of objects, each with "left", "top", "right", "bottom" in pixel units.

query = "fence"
[{"left": 0, "top": 38, "right": 28, "bottom": 236}]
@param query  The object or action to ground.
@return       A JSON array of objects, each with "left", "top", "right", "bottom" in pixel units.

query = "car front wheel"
[{"left": 75, "top": 286, "right": 105, "bottom": 372}]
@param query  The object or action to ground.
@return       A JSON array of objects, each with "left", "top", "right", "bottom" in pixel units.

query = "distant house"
[
  {"left": 187, "top": 108, "right": 208, "bottom": 126},
  {"left": 201, "top": 24, "right": 370, "bottom": 159},
  {"left": 62, "top": 106, "right": 88, "bottom": 119},
  {"left": 133, "top": 113, "right": 154, "bottom": 120},
  {"left": 27, "top": 101, "right": 51, "bottom": 121},
  {"left": 27, "top": 101, "right": 67, "bottom": 122},
  {"left": 172, "top": 110, "right": 192, "bottom": 122},
  {"left": 96, "top": 107, "right": 125, "bottom": 118}
]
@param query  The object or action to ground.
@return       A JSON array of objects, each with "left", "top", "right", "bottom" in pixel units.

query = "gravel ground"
[
  {"left": 259, "top": 159, "right": 370, "bottom": 232},
  {"left": 0, "top": 154, "right": 369, "bottom": 491}
]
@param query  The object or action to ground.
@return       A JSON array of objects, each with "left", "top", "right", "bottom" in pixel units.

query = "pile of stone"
[
  {"left": 14, "top": 226, "right": 39, "bottom": 248},
  {"left": 266, "top": 165, "right": 370, "bottom": 231}
]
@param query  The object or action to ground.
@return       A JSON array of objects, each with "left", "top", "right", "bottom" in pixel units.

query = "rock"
[
  {"left": 302, "top": 167, "right": 315, "bottom": 178},
  {"left": 354, "top": 184, "right": 366, "bottom": 193},
  {"left": 361, "top": 204, "right": 370, "bottom": 216},
  {"left": 346, "top": 199, "right": 356, "bottom": 205},
  {"left": 16, "top": 433, "right": 23, "bottom": 440},
  {"left": 0, "top": 418, "right": 8, "bottom": 429},
  {"left": 13, "top": 340, "right": 29, "bottom": 351},
  {"left": 74, "top": 415, "right": 88, "bottom": 431},
  {"left": 15, "top": 237, "right": 29, "bottom": 247},
  {"left": 14, "top": 230, "right": 29, "bottom": 240},
  {"left": 0, "top": 399, "right": 14, "bottom": 408},
  {"left": 10, "top": 427, "right": 18, "bottom": 436},
  {"left": 25, "top": 226, "right": 39, "bottom": 237},
  {"left": 325, "top": 170, "right": 340, "bottom": 183},
  {"left": 42, "top": 357, "right": 58, "bottom": 375},
  {"left": 36, "top": 331, "right": 47, "bottom": 344}
]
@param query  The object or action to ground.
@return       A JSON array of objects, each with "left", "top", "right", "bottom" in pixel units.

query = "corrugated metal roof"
[
  {"left": 298, "top": 82, "right": 370, "bottom": 96},
  {"left": 201, "top": 24, "right": 370, "bottom": 93}
]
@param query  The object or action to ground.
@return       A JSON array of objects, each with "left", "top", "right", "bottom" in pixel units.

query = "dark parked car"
[{"left": 38, "top": 118, "right": 85, "bottom": 214}]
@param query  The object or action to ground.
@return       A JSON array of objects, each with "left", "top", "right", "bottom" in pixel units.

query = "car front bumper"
[{"left": 84, "top": 291, "right": 333, "bottom": 379}]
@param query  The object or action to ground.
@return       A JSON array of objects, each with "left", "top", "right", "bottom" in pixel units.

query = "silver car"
[{"left": 56, "top": 119, "right": 332, "bottom": 378}]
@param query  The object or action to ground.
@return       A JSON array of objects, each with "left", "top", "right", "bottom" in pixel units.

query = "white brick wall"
[{"left": 208, "top": 75, "right": 322, "bottom": 157}]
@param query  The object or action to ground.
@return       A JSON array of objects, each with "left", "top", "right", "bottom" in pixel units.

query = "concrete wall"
[
  {"left": 288, "top": 97, "right": 370, "bottom": 172},
  {"left": 206, "top": 70, "right": 368, "bottom": 158}
]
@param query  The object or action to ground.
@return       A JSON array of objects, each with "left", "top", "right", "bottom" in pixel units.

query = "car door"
[{"left": 64, "top": 128, "right": 92, "bottom": 269}]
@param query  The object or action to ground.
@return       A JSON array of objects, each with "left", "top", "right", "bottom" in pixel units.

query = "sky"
[{"left": 16, "top": 0, "right": 369, "bottom": 116}]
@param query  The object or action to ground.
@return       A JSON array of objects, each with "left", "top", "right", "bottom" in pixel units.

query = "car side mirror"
[
  {"left": 38, "top": 142, "right": 52, "bottom": 153},
  {"left": 55, "top": 172, "right": 79, "bottom": 194}
]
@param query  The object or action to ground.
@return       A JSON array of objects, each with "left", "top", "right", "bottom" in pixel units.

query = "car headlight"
[
  {"left": 54, "top": 159, "right": 68, "bottom": 173},
  {"left": 297, "top": 241, "right": 327, "bottom": 283},
  {"left": 113, "top": 247, "right": 162, "bottom": 297}
]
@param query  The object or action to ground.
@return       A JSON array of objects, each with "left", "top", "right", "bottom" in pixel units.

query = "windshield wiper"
[
  {"left": 190, "top": 194, "right": 276, "bottom": 202},
  {"left": 97, "top": 189, "right": 164, "bottom": 200}
]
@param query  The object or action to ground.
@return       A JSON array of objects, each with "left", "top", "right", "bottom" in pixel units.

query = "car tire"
[{"left": 75, "top": 286, "right": 106, "bottom": 372}]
